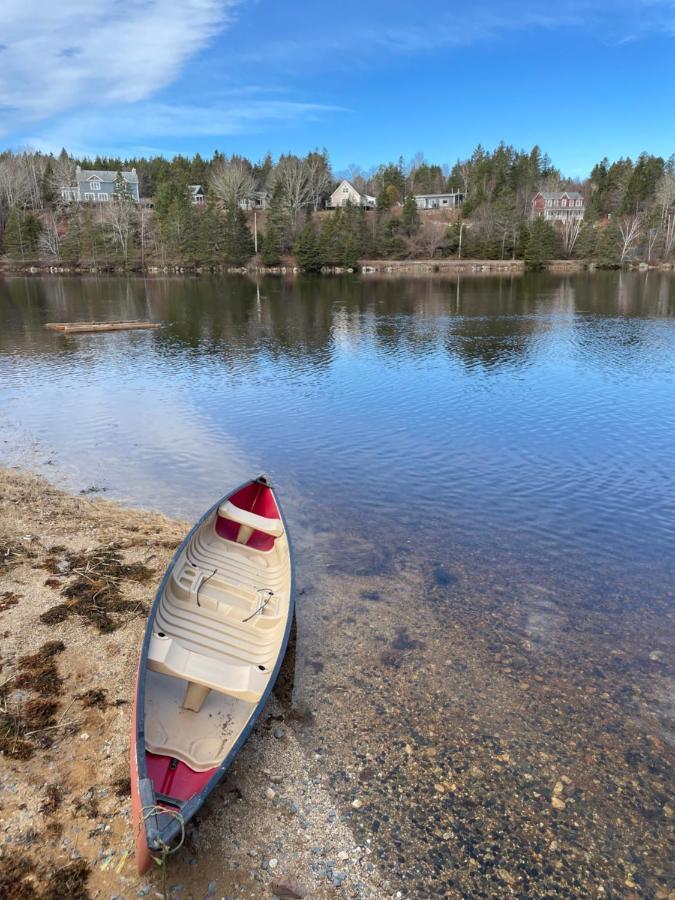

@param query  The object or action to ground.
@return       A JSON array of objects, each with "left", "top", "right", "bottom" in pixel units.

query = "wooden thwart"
[{"left": 45, "top": 321, "right": 160, "bottom": 334}]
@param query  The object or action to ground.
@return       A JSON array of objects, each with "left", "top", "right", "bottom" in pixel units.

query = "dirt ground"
[{"left": 0, "top": 466, "right": 389, "bottom": 900}]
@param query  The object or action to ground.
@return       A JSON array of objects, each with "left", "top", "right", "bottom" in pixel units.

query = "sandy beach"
[{"left": 0, "top": 466, "right": 388, "bottom": 900}]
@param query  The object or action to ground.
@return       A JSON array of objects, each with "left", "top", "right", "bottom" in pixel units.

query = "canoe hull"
[{"left": 130, "top": 475, "right": 295, "bottom": 868}]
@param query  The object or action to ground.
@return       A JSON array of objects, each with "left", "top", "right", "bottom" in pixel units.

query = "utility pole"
[{"left": 254, "top": 211, "right": 258, "bottom": 255}]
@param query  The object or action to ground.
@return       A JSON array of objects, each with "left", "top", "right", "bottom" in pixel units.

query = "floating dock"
[{"left": 45, "top": 321, "right": 161, "bottom": 334}]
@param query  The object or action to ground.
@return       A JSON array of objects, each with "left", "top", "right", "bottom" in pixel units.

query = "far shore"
[{"left": 2, "top": 257, "right": 673, "bottom": 281}]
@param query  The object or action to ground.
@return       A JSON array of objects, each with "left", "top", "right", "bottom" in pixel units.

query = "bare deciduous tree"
[
  {"left": 38, "top": 211, "right": 60, "bottom": 257},
  {"left": 663, "top": 212, "right": 675, "bottom": 259},
  {"left": 271, "top": 156, "right": 311, "bottom": 230},
  {"left": 102, "top": 196, "right": 136, "bottom": 261},
  {"left": 305, "top": 152, "right": 332, "bottom": 211},
  {"left": 209, "top": 158, "right": 255, "bottom": 207},
  {"left": 562, "top": 217, "right": 582, "bottom": 256},
  {"left": 618, "top": 213, "right": 642, "bottom": 262}
]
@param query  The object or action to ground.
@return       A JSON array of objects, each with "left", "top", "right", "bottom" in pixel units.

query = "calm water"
[{"left": 1, "top": 272, "right": 674, "bottom": 897}]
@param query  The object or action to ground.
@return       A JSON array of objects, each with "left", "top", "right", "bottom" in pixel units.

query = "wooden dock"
[{"left": 44, "top": 321, "right": 161, "bottom": 334}]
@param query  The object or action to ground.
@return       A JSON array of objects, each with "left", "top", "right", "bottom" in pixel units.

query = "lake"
[{"left": 1, "top": 271, "right": 674, "bottom": 897}]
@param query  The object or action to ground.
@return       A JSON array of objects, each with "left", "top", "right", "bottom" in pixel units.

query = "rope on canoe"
[{"left": 140, "top": 804, "right": 185, "bottom": 900}]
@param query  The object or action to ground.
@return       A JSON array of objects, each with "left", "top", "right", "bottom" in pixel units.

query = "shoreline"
[
  {"left": 0, "top": 464, "right": 387, "bottom": 900},
  {"left": 2, "top": 257, "right": 675, "bottom": 279}
]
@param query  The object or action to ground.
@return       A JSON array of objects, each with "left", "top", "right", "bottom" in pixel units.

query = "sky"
[{"left": 0, "top": 0, "right": 674, "bottom": 178}]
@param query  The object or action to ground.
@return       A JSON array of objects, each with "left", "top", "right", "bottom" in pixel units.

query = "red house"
[{"left": 532, "top": 191, "right": 585, "bottom": 222}]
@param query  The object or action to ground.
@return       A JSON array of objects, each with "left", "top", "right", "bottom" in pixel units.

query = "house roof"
[
  {"left": 188, "top": 184, "right": 204, "bottom": 193},
  {"left": 536, "top": 191, "right": 584, "bottom": 200},
  {"left": 413, "top": 192, "right": 463, "bottom": 199},
  {"left": 78, "top": 168, "right": 139, "bottom": 184}
]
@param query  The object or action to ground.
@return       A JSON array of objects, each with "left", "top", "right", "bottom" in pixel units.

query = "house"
[
  {"left": 326, "top": 179, "right": 376, "bottom": 210},
  {"left": 60, "top": 166, "right": 140, "bottom": 203},
  {"left": 414, "top": 191, "right": 464, "bottom": 210},
  {"left": 239, "top": 191, "right": 269, "bottom": 211},
  {"left": 532, "top": 191, "right": 585, "bottom": 222},
  {"left": 188, "top": 185, "right": 205, "bottom": 205}
]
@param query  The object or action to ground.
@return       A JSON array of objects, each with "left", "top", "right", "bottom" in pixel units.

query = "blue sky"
[{"left": 0, "top": 0, "right": 674, "bottom": 177}]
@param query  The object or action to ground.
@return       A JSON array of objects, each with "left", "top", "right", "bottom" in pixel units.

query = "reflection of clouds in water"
[{"left": 2, "top": 369, "right": 252, "bottom": 518}]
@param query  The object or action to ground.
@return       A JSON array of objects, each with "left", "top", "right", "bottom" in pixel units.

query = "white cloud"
[
  {"left": 24, "top": 96, "right": 343, "bottom": 157},
  {"left": 0, "top": 0, "right": 238, "bottom": 122}
]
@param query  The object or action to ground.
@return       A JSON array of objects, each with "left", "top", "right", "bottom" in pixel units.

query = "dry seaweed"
[
  {"left": 41, "top": 860, "right": 90, "bottom": 900},
  {"left": 40, "top": 784, "right": 63, "bottom": 815},
  {"left": 0, "top": 538, "right": 36, "bottom": 573},
  {"left": 112, "top": 775, "right": 131, "bottom": 797},
  {"left": 0, "top": 591, "right": 20, "bottom": 612},
  {"left": 76, "top": 688, "right": 107, "bottom": 709},
  {"left": 15, "top": 642, "right": 65, "bottom": 698},
  {"left": 39, "top": 545, "right": 153, "bottom": 633},
  {"left": 0, "top": 853, "right": 38, "bottom": 899},
  {"left": 0, "top": 710, "right": 34, "bottom": 760}
]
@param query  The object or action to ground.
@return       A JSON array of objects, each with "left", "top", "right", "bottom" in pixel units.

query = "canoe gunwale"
[{"left": 133, "top": 474, "right": 296, "bottom": 855}]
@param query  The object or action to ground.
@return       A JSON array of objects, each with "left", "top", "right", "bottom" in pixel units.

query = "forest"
[{"left": 0, "top": 144, "right": 674, "bottom": 271}]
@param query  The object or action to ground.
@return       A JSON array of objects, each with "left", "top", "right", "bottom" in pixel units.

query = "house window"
[
  {"left": 342, "top": 186, "right": 349, "bottom": 193},
  {"left": 90, "top": 181, "right": 101, "bottom": 191}
]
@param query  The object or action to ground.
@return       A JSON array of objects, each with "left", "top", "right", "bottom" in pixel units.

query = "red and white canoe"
[{"left": 130, "top": 475, "right": 295, "bottom": 873}]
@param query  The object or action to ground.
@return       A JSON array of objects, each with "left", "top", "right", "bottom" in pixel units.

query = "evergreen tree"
[
  {"left": 222, "top": 204, "right": 255, "bottom": 265},
  {"left": 261, "top": 182, "right": 288, "bottom": 265},
  {"left": 195, "top": 204, "right": 226, "bottom": 265},
  {"left": 574, "top": 222, "right": 596, "bottom": 259},
  {"left": 293, "top": 221, "right": 323, "bottom": 272},
  {"left": 113, "top": 171, "right": 134, "bottom": 203},
  {"left": 524, "top": 217, "right": 555, "bottom": 269},
  {"left": 2, "top": 209, "right": 42, "bottom": 260},
  {"left": 594, "top": 222, "right": 622, "bottom": 267},
  {"left": 401, "top": 194, "right": 421, "bottom": 236}
]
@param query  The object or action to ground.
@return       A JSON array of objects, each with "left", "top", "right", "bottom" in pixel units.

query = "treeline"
[{"left": 0, "top": 144, "right": 674, "bottom": 271}]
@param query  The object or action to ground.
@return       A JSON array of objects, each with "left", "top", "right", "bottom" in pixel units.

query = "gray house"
[
  {"left": 239, "top": 191, "right": 269, "bottom": 210},
  {"left": 414, "top": 191, "right": 464, "bottom": 210},
  {"left": 61, "top": 166, "right": 140, "bottom": 203}
]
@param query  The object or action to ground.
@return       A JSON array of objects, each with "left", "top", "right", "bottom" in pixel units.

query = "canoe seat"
[
  {"left": 216, "top": 501, "right": 284, "bottom": 551},
  {"left": 147, "top": 632, "right": 267, "bottom": 710}
]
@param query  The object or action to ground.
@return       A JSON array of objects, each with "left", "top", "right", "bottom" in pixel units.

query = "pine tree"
[
  {"left": 293, "top": 221, "right": 323, "bottom": 272},
  {"left": 2, "top": 209, "right": 42, "bottom": 260},
  {"left": 113, "top": 171, "right": 134, "bottom": 203},
  {"left": 401, "top": 194, "right": 420, "bottom": 236},
  {"left": 524, "top": 217, "right": 555, "bottom": 269},
  {"left": 223, "top": 204, "right": 255, "bottom": 265},
  {"left": 2, "top": 208, "right": 26, "bottom": 259},
  {"left": 261, "top": 182, "right": 287, "bottom": 265},
  {"left": 594, "top": 222, "right": 622, "bottom": 268}
]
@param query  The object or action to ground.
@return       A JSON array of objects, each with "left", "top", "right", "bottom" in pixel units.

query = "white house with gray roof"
[{"left": 61, "top": 166, "right": 140, "bottom": 203}]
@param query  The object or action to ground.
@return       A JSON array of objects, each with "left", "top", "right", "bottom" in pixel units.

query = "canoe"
[
  {"left": 130, "top": 475, "right": 295, "bottom": 873},
  {"left": 45, "top": 321, "right": 160, "bottom": 333}
]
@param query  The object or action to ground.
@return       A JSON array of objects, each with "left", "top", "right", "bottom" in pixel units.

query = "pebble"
[
  {"left": 337, "top": 850, "right": 349, "bottom": 861},
  {"left": 553, "top": 781, "right": 564, "bottom": 795},
  {"left": 551, "top": 796, "right": 566, "bottom": 811},
  {"left": 269, "top": 857, "right": 278, "bottom": 869},
  {"left": 137, "top": 887, "right": 151, "bottom": 897},
  {"left": 351, "top": 798, "right": 363, "bottom": 809},
  {"left": 270, "top": 774, "right": 283, "bottom": 784},
  {"left": 205, "top": 880, "right": 216, "bottom": 897},
  {"left": 265, "top": 787, "right": 276, "bottom": 800},
  {"left": 269, "top": 877, "right": 307, "bottom": 899},
  {"left": 273, "top": 727, "right": 285, "bottom": 739}
]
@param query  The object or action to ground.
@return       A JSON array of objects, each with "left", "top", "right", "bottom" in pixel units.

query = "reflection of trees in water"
[{"left": 1, "top": 273, "right": 674, "bottom": 375}]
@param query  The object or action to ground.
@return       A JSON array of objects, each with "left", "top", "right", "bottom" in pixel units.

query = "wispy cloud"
[
  {"left": 0, "top": 0, "right": 238, "bottom": 122},
  {"left": 24, "top": 97, "right": 344, "bottom": 157}
]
